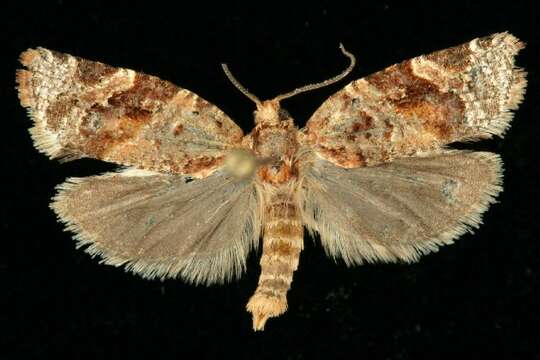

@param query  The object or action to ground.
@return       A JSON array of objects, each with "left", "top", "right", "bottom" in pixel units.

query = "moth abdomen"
[{"left": 246, "top": 197, "right": 303, "bottom": 331}]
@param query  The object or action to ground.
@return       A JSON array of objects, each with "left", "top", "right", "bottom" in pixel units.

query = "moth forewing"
[{"left": 302, "top": 32, "right": 526, "bottom": 169}]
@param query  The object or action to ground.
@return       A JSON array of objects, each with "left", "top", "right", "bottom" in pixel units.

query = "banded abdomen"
[{"left": 246, "top": 192, "right": 303, "bottom": 330}]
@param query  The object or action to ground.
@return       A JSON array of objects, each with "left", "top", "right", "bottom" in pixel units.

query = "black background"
[{"left": 3, "top": 1, "right": 539, "bottom": 358}]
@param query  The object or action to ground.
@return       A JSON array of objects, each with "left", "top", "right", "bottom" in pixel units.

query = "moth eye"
[{"left": 224, "top": 149, "right": 258, "bottom": 179}]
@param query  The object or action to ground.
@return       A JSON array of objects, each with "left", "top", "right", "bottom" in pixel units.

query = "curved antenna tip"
[
  {"left": 273, "top": 43, "right": 357, "bottom": 102},
  {"left": 338, "top": 43, "right": 354, "bottom": 59},
  {"left": 222, "top": 63, "right": 261, "bottom": 106}
]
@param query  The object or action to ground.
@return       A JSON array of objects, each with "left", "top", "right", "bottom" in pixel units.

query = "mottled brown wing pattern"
[
  {"left": 16, "top": 47, "right": 243, "bottom": 177},
  {"left": 300, "top": 151, "right": 502, "bottom": 264},
  {"left": 52, "top": 168, "right": 261, "bottom": 284},
  {"left": 301, "top": 32, "right": 526, "bottom": 168}
]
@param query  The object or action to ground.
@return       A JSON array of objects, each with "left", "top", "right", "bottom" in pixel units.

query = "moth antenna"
[
  {"left": 222, "top": 63, "right": 262, "bottom": 106},
  {"left": 273, "top": 43, "right": 356, "bottom": 102}
]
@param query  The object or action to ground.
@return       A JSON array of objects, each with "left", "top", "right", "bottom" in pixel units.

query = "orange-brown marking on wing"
[
  {"left": 182, "top": 155, "right": 225, "bottom": 174},
  {"left": 108, "top": 73, "right": 177, "bottom": 110},
  {"left": 366, "top": 61, "right": 466, "bottom": 141},
  {"left": 79, "top": 106, "right": 153, "bottom": 158}
]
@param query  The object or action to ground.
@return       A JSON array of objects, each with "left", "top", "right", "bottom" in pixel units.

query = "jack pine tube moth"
[{"left": 16, "top": 32, "right": 526, "bottom": 330}]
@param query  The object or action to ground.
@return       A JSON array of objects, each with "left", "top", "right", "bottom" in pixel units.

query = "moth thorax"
[{"left": 257, "top": 129, "right": 298, "bottom": 160}]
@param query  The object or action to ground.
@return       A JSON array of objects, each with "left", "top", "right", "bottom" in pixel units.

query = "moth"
[{"left": 17, "top": 32, "right": 526, "bottom": 330}]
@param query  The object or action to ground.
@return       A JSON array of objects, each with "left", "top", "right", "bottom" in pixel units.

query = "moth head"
[{"left": 254, "top": 100, "right": 282, "bottom": 125}]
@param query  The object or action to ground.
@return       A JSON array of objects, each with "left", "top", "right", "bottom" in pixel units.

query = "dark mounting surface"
[{"left": 3, "top": 1, "right": 538, "bottom": 359}]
